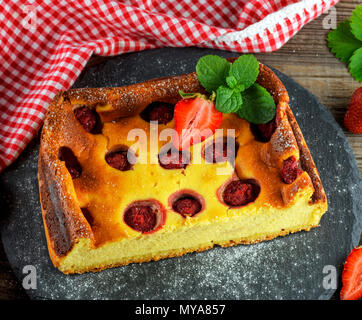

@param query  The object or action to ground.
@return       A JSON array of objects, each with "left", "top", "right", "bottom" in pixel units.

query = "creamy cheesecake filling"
[
  {"left": 69, "top": 112, "right": 311, "bottom": 246},
  {"left": 59, "top": 193, "right": 324, "bottom": 273}
]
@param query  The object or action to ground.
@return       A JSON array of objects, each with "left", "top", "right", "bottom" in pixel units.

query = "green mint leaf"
[
  {"left": 226, "top": 76, "right": 237, "bottom": 89},
  {"left": 196, "top": 55, "right": 231, "bottom": 93},
  {"left": 215, "top": 86, "right": 243, "bottom": 114},
  {"left": 327, "top": 19, "right": 362, "bottom": 64},
  {"left": 239, "top": 84, "right": 276, "bottom": 124},
  {"left": 229, "top": 54, "right": 259, "bottom": 90},
  {"left": 349, "top": 47, "right": 362, "bottom": 82},
  {"left": 235, "top": 83, "right": 245, "bottom": 92},
  {"left": 351, "top": 4, "right": 362, "bottom": 42},
  {"left": 236, "top": 104, "right": 245, "bottom": 119}
]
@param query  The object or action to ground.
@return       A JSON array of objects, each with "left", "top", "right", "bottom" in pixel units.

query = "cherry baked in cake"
[{"left": 38, "top": 56, "right": 327, "bottom": 274}]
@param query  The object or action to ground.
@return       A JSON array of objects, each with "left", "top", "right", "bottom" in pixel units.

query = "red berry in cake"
[
  {"left": 124, "top": 205, "right": 157, "bottom": 233},
  {"left": 148, "top": 103, "right": 174, "bottom": 124},
  {"left": 105, "top": 148, "right": 136, "bottom": 171},
  {"left": 123, "top": 200, "right": 166, "bottom": 234},
  {"left": 67, "top": 166, "right": 81, "bottom": 179},
  {"left": 203, "top": 137, "right": 239, "bottom": 164},
  {"left": 250, "top": 118, "right": 277, "bottom": 142},
  {"left": 141, "top": 102, "right": 174, "bottom": 124},
  {"left": 222, "top": 180, "right": 260, "bottom": 207},
  {"left": 74, "top": 106, "right": 102, "bottom": 134},
  {"left": 280, "top": 156, "right": 303, "bottom": 184},
  {"left": 344, "top": 87, "right": 362, "bottom": 134},
  {"left": 172, "top": 196, "right": 202, "bottom": 217},
  {"left": 58, "top": 146, "right": 82, "bottom": 179},
  {"left": 158, "top": 148, "right": 190, "bottom": 169}
]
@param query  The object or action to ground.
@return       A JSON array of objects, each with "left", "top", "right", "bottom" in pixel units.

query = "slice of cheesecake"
[{"left": 38, "top": 61, "right": 327, "bottom": 274}]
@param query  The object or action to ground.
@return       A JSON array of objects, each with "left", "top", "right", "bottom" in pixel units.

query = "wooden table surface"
[{"left": 0, "top": 0, "right": 361, "bottom": 300}]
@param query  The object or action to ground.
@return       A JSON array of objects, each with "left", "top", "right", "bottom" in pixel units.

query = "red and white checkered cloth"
[{"left": 0, "top": 0, "right": 339, "bottom": 172}]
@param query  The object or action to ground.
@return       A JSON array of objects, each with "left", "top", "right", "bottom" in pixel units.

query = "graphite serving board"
[{"left": 1, "top": 47, "right": 361, "bottom": 300}]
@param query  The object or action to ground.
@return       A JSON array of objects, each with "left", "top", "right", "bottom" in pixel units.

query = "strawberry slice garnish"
[
  {"left": 173, "top": 93, "right": 223, "bottom": 150},
  {"left": 340, "top": 245, "right": 362, "bottom": 300}
]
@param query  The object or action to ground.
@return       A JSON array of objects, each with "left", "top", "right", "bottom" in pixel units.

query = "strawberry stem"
[
  {"left": 209, "top": 91, "right": 216, "bottom": 102},
  {"left": 179, "top": 90, "right": 208, "bottom": 100}
]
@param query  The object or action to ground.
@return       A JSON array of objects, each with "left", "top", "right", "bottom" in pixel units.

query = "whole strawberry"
[{"left": 344, "top": 87, "right": 362, "bottom": 134}]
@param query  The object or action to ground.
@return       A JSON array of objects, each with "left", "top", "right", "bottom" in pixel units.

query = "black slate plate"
[{"left": 1, "top": 47, "right": 361, "bottom": 300}]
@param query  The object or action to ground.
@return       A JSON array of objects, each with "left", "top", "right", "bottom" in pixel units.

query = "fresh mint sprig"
[
  {"left": 195, "top": 55, "right": 231, "bottom": 93},
  {"left": 327, "top": 4, "right": 362, "bottom": 82},
  {"left": 195, "top": 54, "right": 276, "bottom": 124}
]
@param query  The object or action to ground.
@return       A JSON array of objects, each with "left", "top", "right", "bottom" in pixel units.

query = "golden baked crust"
[{"left": 38, "top": 62, "right": 327, "bottom": 274}]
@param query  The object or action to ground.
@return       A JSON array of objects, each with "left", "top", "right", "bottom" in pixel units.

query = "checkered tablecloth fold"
[{"left": 0, "top": 0, "right": 339, "bottom": 172}]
